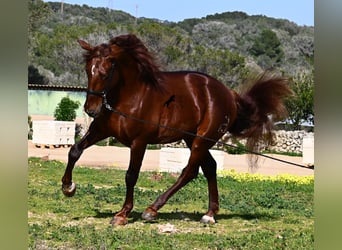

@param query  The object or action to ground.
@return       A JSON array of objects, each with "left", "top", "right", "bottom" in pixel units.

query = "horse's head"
[
  {"left": 78, "top": 40, "right": 121, "bottom": 118},
  {"left": 79, "top": 34, "right": 161, "bottom": 117}
]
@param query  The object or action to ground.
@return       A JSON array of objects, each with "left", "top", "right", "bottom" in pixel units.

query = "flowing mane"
[{"left": 109, "top": 34, "right": 161, "bottom": 88}]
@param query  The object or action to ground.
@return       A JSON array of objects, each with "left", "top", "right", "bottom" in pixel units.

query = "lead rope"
[{"left": 102, "top": 101, "right": 312, "bottom": 169}]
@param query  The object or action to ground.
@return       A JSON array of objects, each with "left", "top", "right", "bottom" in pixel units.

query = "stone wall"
[
  {"left": 164, "top": 130, "right": 314, "bottom": 155},
  {"left": 221, "top": 130, "right": 314, "bottom": 154},
  {"left": 268, "top": 130, "right": 313, "bottom": 154}
]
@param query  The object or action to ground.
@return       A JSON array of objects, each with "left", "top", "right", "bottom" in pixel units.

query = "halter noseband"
[{"left": 86, "top": 89, "right": 106, "bottom": 97}]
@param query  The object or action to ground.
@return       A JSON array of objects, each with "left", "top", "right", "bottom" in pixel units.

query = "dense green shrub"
[
  {"left": 250, "top": 29, "right": 284, "bottom": 68},
  {"left": 54, "top": 96, "right": 80, "bottom": 121},
  {"left": 285, "top": 72, "right": 314, "bottom": 130}
]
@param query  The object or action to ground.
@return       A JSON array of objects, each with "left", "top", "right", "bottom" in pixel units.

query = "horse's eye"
[{"left": 101, "top": 62, "right": 115, "bottom": 80}]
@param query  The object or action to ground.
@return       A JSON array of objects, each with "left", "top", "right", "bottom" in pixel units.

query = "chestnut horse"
[{"left": 61, "top": 34, "right": 291, "bottom": 225}]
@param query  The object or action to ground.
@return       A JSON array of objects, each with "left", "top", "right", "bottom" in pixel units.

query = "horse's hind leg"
[
  {"left": 142, "top": 137, "right": 207, "bottom": 221},
  {"left": 199, "top": 151, "right": 219, "bottom": 224},
  {"left": 61, "top": 126, "right": 106, "bottom": 197},
  {"left": 142, "top": 163, "right": 200, "bottom": 222}
]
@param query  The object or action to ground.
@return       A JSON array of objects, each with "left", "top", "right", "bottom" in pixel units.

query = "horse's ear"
[{"left": 78, "top": 39, "right": 93, "bottom": 51}]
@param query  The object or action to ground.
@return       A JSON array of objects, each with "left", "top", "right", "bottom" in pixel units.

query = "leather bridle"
[{"left": 86, "top": 62, "right": 116, "bottom": 110}]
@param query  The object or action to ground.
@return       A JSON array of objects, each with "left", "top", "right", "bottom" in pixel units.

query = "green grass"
[{"left": 28, "top": 157, "right": 314, "bottom": 249}]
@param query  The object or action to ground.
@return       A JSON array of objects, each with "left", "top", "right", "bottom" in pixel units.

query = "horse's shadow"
[{"left": 91, "top": 210, "right": 276, "bottom": 224}]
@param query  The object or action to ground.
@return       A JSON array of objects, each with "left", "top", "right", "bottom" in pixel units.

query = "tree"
[
  {"left": 28, "top": 0, "right": 52, "bottom": 62},
  {"left": 54, "top": 97, "right": 80, "bottom": 121},
  {"left": 28, "top": 0, "right": 52, "bottom": 31},
  {"left": 285, "top": 72, "right": 314, "bottom": 130},
  {"left": 250, "top": 29, "right": 284, "bottom": 69}
]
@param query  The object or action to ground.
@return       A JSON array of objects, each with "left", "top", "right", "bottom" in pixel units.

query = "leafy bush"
[
  {"left": 54, "top": 96, "right": 80, "bottom": 121},
  {"left": 285, "top": 72, "right": 314, "bottom": 130}
]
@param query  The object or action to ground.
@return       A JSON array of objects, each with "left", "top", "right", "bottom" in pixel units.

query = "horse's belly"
[{"left": 155, "top": 104, "right": 197, "bottom": 143}]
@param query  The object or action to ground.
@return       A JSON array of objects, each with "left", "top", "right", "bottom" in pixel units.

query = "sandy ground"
[{"left": 28, "top": 140, "right": 313, "bottom": 176}]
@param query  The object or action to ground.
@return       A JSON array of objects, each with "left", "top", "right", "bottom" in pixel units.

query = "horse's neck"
[
  {"left": 110, "top": 74, "right": 150, "bottom": 107},
  {"left": 112, "top": 62, "right": 159, "bottom": 106},
  {"left": 119, "top": 63, "right": 141, "bottom": 88}
]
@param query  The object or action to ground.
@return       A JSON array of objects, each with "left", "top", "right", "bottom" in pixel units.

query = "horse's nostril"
[{"left": 86, "top": 109, "right": 97, "bottom": 118}]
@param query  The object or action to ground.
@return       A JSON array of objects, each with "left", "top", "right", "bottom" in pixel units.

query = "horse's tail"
[{"left": 228, "top": 72, "right": 293, "bottom": 168}]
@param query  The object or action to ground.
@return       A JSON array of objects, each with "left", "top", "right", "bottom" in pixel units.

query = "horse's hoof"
[
  {"left": 200, "top": 215, "right": 216, "bottom": 224},
  {"left": 142, "top": 208, "right": 158, "bottom": 221},
  {"left": 62, "top": 182, "right": 76, "bottom": 197},
  {"left": 110, "top": 216, "right": 128, "bottom": 226}
]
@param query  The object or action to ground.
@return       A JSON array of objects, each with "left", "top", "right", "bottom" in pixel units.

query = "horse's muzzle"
[
  {"left": 85, "top": 109, "right": 99, "bottom": 118},
  {"left": 84, "top": 100, "right": 102, "bottom": 118}
]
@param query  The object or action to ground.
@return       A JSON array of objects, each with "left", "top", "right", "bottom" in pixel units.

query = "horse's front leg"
[
  {"left": 61, "top": 126, "right": 105, "bottom": 197},
  {"left": 110, "top": 141, "right": 146, "bottom": 226}
]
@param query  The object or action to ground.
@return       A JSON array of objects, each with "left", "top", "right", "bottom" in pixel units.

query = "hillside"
[{"left": 28, "top": 1, "right": 314, "bottom": 89}]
